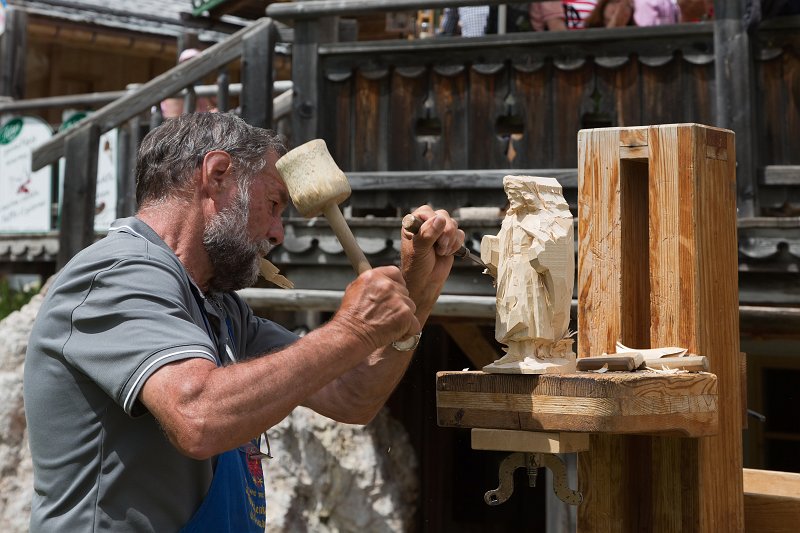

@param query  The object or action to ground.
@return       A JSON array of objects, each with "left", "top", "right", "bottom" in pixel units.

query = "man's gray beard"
[{"left": 203, "top": 190, "right": 273, "bottom": 293}]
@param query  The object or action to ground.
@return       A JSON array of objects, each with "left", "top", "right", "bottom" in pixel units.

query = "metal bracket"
[{"left": 484, "top": 452, "right": 583, "bottom": 507}]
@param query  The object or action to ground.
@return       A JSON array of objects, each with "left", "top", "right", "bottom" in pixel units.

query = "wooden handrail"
[
  {"left": 30, "top": 17, "right": 275, "bottom": 171},
  {"left": 267, "top": 0, "right": 510, "bottom": 20},
  {"left": 0, "top": 83, "right": 290, "bottom": 113}
]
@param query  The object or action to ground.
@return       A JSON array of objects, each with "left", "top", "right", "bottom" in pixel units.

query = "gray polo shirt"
[{"left": 24, "top": 217, "right": 298, "bottom": 532}]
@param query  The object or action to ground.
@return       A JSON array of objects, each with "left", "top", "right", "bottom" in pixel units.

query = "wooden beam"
[
  {"left": 241, "top": 21, "right": 275, "bottom": 129},
  {"left": 268, "top": 0, "right": 506, "bottom": 20},
  {"left": 436, "top": 371, "right": 718, "bottom": 437},
  {"left": 743, "top": 469, "right": 800, "bottom": 533},
  {"left": 291, "top": 19, "right": 323, "bottom": 144},
  {"left": 763, "top": 165, "right": 800, "bottom": 186},
  {"left": 238, "top": 288, "right": 498, "bottom": 318},
  {"left": 441, "top": 323, "right": 499, "bottom": 369},
  {"left": 0, "top": 6, "right": 28, "bottom": 99},
  {"left": 714, "top": 0, "right": 758, "bottom": 217},
  {"left": 471, "top": 429, "right": 590, "bottom": 453},
  {"left": 58, "top": 125, "right": 101, "bottom": 268}
]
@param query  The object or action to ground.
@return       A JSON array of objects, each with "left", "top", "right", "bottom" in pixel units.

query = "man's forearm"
[
  {"left": 304, "top": 297, "right": 436, "bottom": 424},
  {"left": 142, "top": 319, "right": 376, "bottom": 459}
]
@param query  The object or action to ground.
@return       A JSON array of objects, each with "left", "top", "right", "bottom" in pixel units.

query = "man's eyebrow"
[{"left": 278, "top": 189, "right": 289, "bottom": 206}]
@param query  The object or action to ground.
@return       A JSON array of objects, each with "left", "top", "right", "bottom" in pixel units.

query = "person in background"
[
  {"left": 160, "top": 48, "right": 217, "bottom": 119},
  {"left": 530, "top": 1, "right": 568, "bottom": 30},
  {"left": 440, "top": 5, "right": 491, "bottom": 36},
  {"left": 584, "top": 0, "right": 633, "bottom": 27},
  {"left": 564, "top": 0, "right": 600, "bottom": 29},
  {"left": 633, "top": 0, "right": 679, "bottom": 26}
]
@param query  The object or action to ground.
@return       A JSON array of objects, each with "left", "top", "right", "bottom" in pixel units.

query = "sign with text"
[
  {"left": 0, "top": 116, "right": 54, "bottom": 232},
  {"left": 58, "top": 111, "right": 118, "bottom": 231}
]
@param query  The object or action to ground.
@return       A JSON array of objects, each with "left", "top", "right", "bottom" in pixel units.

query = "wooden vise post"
[{"left": 577, "top": 124, "right": 743, "bottom": 531}]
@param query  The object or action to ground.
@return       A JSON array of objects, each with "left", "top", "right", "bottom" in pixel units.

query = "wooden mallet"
[
  {"left": 275, "top": 139, "right": 370, "bottom": 274},
  {"left": 275, "top": 139, "right": 419, "bottom": 350}
]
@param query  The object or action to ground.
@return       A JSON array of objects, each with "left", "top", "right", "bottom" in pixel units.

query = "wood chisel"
[{"left": 401, "top": 214, "right": 487, "bottom": 269}]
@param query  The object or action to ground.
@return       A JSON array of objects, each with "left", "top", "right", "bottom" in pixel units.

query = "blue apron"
[
  {"left": 179, "top": 438, "right": 266, "bottom": 532},
  {"left": 181, "top": 288, "right": 267, "bottom": 532}
]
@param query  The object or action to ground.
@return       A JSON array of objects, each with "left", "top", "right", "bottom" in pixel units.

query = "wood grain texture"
[
  {"left": 743, "top": 469, "right": 800, "bottom": 533},
  {"left": 576, "top": 124, "right": 742, "bottom": 532},
  {"left": 436, "top": 371, "right": 717, "bottom": 437},
  {"left": 471, "top": 429, "right": 590, "bottom": 453},
  {"left": 353, "top": 70, "right": 388, "bottom": 171}
]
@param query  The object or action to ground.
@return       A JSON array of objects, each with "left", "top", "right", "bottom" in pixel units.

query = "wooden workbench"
[{"left": 436, "top": 370, "right": 717, "bottom": 437}]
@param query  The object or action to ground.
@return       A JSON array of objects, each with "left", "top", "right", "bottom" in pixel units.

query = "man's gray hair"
[{"left": 135, "top": 113, "right": 285, "bottom": 206}]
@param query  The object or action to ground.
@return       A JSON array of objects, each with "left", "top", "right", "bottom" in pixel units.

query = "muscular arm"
[
  {"left": 142, "top": 207, "right": 463, "bottom": 458},
  {"left": 303, "top": 206, "right": 463, "bottom": 422},
  {"left": 141, "top": 267, "right": 419, "bottom": 460}
]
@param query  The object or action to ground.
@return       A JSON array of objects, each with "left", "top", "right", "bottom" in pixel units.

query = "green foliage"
[{"left": 0, "top": 278, "right": 39, "bottom": 321}]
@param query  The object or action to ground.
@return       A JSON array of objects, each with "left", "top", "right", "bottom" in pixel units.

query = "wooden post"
[
  {"left": 291, "top": 17, "right": 337, "bottom": 144},
  {"left": 0, "top": 6, "right": 28, "bottom": 99},
  {"left": 714, "top": 0, "right": 757, "bottom": 217},
  {"left": 241, "top": 19, "right": 275, "bottom": 129},
  {"left": 577, "top": 124, "right": 743, "bottom": 532},
  {"left": 292, "top": 19, "right": 321, "bottom": 144},
  {"left": 116, "top": 117, "right": 140, "bottom": 218},
  {"left": 58, "top": 125, "right": 101, "bottom": 269}
]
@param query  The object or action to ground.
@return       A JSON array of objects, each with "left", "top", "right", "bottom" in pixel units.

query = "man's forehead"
[{"left": 263, "top": 155, "right": 290, "bottom": 204}]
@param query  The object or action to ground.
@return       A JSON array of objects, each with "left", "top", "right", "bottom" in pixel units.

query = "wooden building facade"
[{"left": 1, "top": 0, "right": 800, "bottom": 530}]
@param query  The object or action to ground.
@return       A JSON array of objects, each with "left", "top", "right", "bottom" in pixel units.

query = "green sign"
[
  {"left": 0, "top": 118, "right": 23, "bottom": 145},
  {"left": 59, "top": 111, "right": 88, "bottom": 132}
]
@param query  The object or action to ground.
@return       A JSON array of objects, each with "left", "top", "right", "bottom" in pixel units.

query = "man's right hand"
[{"left": 332, "top": 266, "right": 421, "bottom": 351}]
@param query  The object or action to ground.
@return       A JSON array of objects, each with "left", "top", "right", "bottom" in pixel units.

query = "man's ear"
[{"left": 200, "top": 151, "right": 234, "bottom": 197}]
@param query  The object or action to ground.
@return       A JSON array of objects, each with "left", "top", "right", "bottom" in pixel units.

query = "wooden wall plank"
[
  {"left": 388, "top": 68, "right": 428, "bottom": 170},
  {"left": 321, "top": 74, "right": 354, "bottom": 170},
  {"left": 756, "top": 57, "right": 785, "bottom": 167},
  {"left": 467, "top": 65, "right": 507, "bottom": 169},
  {"left": 553, "top": 63, "right": 593, "bottom": 167},
  {"left": 353, "top": 70, "right": 388, "bottom": 171},
  {"left": 431, "top": 68, "right": 469, "bottom": 169},
  {"left": 615, "top": 60, "right": 642, "bottom": 127},
  {"left": 782, "top": 51, "right": 800, "bottom": 165},
  {"left": 640, "top": 59, "right": 682, "bottom": 125},
  {"left": 685, "top": 62, "right": 715, "bottom": 126},
  {"left": 513, "top": 64, "right": 552, "bottom": 168}
]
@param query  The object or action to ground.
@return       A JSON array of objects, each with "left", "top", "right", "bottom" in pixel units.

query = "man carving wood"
[{"left": 481, "top": 175, "right": 576, "bottom": 374}]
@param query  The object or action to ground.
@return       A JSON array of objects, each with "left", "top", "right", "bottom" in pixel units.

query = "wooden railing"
[
  {"left": 22, "top": 17, "right": 279, "bottom": 268},
  {"left": 267, "top": 1, "right": 800, "bottom": 221}
]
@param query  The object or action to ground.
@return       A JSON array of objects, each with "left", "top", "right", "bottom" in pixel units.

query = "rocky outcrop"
[
  {"left": 265, "top": 407, "right": 418, "bottom": 533},
  {"left": 0, "top": 291, "right": 43, "bottom": 533},
  {"left": 0, "top": 288, "right": 418, "bottom": 532}
]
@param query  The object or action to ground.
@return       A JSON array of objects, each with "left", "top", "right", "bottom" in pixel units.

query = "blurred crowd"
[{"left": 438, "top": 0, "right": 800, "bottom": 35}]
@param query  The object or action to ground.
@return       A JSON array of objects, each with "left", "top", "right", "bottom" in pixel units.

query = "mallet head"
[{"left": 275, "top": 139, "right": 351, "bottom": 218}]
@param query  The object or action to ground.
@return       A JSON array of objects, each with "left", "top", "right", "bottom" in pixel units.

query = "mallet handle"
[{"left": 322, "top": 203, "right": 372, "bottom": 275}]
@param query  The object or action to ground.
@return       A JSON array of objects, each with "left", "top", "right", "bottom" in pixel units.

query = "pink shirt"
[{"left": 633, "top": 0, "right": 679, "bottom": 26}]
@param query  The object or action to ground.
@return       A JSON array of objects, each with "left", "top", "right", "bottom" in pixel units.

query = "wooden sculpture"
[{"left": 480, "top": 175, "right": 575, "bottom": 374}]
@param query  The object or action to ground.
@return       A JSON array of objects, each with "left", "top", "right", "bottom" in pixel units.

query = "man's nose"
[{"left": 267, "top": 219, "right": 284, "bottom": 246}]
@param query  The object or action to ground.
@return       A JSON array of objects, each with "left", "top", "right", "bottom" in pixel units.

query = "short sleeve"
[
  {"left": 226, "top": 293, "right": 299, "bottom": 360},
  {"left": 62, "top": 257, "right": 217, "bottom": 415}
]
